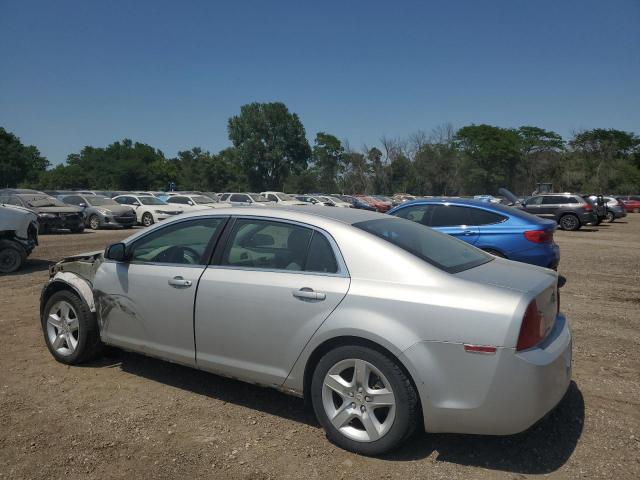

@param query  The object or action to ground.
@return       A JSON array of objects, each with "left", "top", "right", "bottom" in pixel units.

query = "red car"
[
  {"left": 618, "top": 196, "right": 640, "bottom": 213},
  {"left": 355, "top": 195, "right": 392, "bottom": 212}
]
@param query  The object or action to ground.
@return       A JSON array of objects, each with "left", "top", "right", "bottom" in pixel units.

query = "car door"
[
  {"left": 94, "top": 216, "right": 228, "bottom": 366},
  {"left": 427, "top": 205, "right": 479, "bottom": 244},
  {"left": 539, "top": 196, "right": 562, "bottom": 218},
  {"left": 521, "top": 195, "right": 544, "bottom": 216},
  {"left": 194, "top": 217, "right": 350, "bottom": 386}
]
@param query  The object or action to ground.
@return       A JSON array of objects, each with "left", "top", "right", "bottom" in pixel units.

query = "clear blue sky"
[{"left": 1, "top": 0, "right": 638, "bottom": 165}]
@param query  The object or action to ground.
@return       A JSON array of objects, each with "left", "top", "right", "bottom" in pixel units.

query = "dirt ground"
[{"left": 1, "top": 216, "right": 639, "bottom": 480}]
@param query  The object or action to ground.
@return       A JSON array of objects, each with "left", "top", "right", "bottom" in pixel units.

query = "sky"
[{"left": 1, "top": 0, "right": 638, "bottom": 165}]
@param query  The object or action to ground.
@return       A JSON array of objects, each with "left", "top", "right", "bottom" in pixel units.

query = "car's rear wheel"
[
  {"left": 483, "top": 248, "right": 505, "bottom": 258},
  {"left": 0, "top": 240, "right": 26, "bottom": 274},
  {"left": 559, "top": 214, "right": 580, "bottom": 231},
  {"left": 605, "top": 211, "right": 615, "bottom": 223},
  {"left": 41, "top": 290, "right": 103, "bottom": 364},
  {"left": 88, "top": 214, "right": 101, "bottom": 230},
  {"left": 311, "top": 345, "right": 419, "bottom": 455},
  {"left": 142, "top": 212, "right": 154, "bottom": 227}
]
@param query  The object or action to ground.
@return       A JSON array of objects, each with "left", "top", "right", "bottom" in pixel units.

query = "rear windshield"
[
  {"left": 139, "top": 196, "right": 166, "bottom": 205},
  {"left": 87, "top": 196, "right": 117, "bottom": 206},
  {"left": 354, "top": 218, "right": 492, "bottom": 273}
]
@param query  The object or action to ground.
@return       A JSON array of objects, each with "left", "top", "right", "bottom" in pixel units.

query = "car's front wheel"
[
  {"left": 605, "top": 211, "right": 615, "bottom": 223},
  {"left": 311, "top": 345, "right": 419, "bottom": 455},
  {"left": 41, "top": 290, "right": 103, "bottom": 364},
  {"left": 0, "top": 240, "right": 26, "bottom": 274},
  {"left": 88, "top": 214, "right": 101, "bottom": 230},
  {"left": 142, "top": 212, "right": 154, "bottom": 227}
]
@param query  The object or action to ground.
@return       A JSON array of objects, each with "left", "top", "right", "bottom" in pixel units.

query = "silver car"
[{"left": 39, "top": 207, "right": 572, "bottom": 455}]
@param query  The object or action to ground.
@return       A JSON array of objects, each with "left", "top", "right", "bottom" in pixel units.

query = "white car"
[
  {"left": 295, "top": 195, "right": 336, "bottom": 207},
  {"left": 327, "top": 195, "right": 354, "bottom": 208},
  {"left": 220, "top": 193, "right": 273, "bottom": 206},
  {"left": 113, "top": 194, "right": 183, "bottom": 227},
  {"left": 164, "top": 194, "right": 230, "bottom": 212},
  {"left": 260, "top": 191, "right": 308, "bottom": 206}
]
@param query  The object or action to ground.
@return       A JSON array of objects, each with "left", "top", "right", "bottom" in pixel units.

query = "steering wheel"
[{"left": 181, "top": 246, "right": 201, "bottom": 264}]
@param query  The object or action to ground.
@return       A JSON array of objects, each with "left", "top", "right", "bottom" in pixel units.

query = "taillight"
[
  {"left": 583, "top": 203, "right": 593, "bottom": 211},
  {"left": 524, "top": 230, "right": 554, "bottom": 243},
  {"left": 516, "top": 300, "right": 544, "bottom": 351}
]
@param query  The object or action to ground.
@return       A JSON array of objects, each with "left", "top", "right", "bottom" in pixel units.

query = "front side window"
[
  {"left": 526, "top": 196, "right": 543, "bottom": 205},
  {"left": 428, "top": 205, "right": 472, "bottom": 227},
  {"left": 354, "top": 218, "right": 491, "bottom": 273},
  {"left": 130, "top": 217, "right": 225, "bottom": 265},
  {"left": 192, "top": 195, "right": 214, "bottom": 204},
  {"left": 221, "top": 219, "right": 313, "bottom": 271},
  {"left": 139, "top": 196, "right": 166, "bottom": 206},
  {"left": 541, "top": 196, "right": 560, "bottom": 205}
]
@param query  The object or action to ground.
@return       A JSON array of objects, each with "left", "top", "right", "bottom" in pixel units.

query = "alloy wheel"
[
  {"left": 561, "top": 215, "right": 578, "bottom": 230},
  {"left": 46, "top": 301, "right": 79, "bottom": 356},
  {"left": 321, "top": 358, "right": 396, "bottom": 442}
]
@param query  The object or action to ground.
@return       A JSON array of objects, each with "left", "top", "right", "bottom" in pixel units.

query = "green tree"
[
  {"left": 516, "top": 126, "right": 565, "bottom": 194},
  {"left": 0, "top": 127, "right": 49, "bottom": 187},
  {"left": 455, "top": 124, "right": 522, "bottom": 194},
  {"left": 312, "top": 132, "right": 344, "bottom": 193},
  {"left": 227, "top": 102, "right": 311, "bottom": 191}
]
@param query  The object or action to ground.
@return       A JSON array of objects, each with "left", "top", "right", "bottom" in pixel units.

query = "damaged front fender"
[{"left": 40, "top": 251, "right": 103, "bottom": 315}]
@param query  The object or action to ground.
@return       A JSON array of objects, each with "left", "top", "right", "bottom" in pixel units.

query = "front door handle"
[
  {"left": 168, "top": 276, "right": 192, "bottom": 288},
  {"left": 292, "top": 288, "right": 326, "bottom": 301}
]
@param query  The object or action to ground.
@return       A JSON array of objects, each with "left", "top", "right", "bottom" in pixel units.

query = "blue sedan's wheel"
[{"left": 311, "top": 345, "right": 419, "bottom": 455}]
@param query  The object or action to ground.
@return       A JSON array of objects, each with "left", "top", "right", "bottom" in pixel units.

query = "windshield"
[
  {"left": 276, "top": 193, "right": 295, "bottom": 201},
  {"left": 192, "top": 195, "right": 215, "bottom": 204},
  {"left": 26, "top": 196, "right": 66, "bottom": 207},
  {"left": 316, "top": 196, "right": 333, "bottom": 203},
  {"left": 139, "top": 196, "right": 167, "bottom": 205},
  {"left": 250, "top": 194, "right": 271, "bottom": 202},
  {"left": 354, "top": 218, "right": 492, "bottom": 273},
  {"left": 87, "top": 196, "right": 118, "bottom": 206}
]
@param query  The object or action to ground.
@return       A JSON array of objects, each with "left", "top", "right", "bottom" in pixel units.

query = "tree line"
[{"left": 2, "top": 102, "right": 639, "bottom": 196}]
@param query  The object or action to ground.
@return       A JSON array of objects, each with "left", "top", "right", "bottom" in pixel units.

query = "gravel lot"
[{"left": 1, "top": 216, "right": 639, "bottom": 479}]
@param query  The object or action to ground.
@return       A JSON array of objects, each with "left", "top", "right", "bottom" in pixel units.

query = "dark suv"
[
  {"left": 0, "top": 192, "right": 85, "bottom": 233},
  {"left": 518, "top": 193, "right": 597, "bottom": 231}
]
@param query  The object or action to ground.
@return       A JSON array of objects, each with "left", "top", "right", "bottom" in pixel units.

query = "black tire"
[
  {"left": 0, "top": 240, "right": 26, "bottom": 274},
  {"left": 605, "top": 212, "right": 615, "bottom": 223},
  {"left": 41, "top": 290, "right": 103, "bottom": 365},
  {"left": 142, "top": 212, "right": 154, "bottom": 227},
  {"left": 311, "top": 345, "right": 419, "bottom": 456},
  {"left": 483, "top": 248, "right": 506, "bottom": 258},
  {"left": 70, "top": 225, "right": 85, "bottom": 233},
  {"left": 559, "top": 214, "right": 580, "bottom": 231},
  {"left": 88, "top": 214, "right": 101, "bottom": 230}
]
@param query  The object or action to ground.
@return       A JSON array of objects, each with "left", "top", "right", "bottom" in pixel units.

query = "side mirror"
[
  {"left": 188, "top": 201, "right": 194, "bottom": 206},
  {"left": 78, "top": 202, "right": 86, "bottom": 208},
  {"left": 105, "top": 242, "right": 127, "bottom": 262},
  {"left": 132, "top": 201, "right": 140, "bottom": 207}
]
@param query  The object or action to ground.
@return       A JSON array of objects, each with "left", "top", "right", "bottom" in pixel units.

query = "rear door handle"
[
  {"left": 168, "top": 276, "right": 192, "bottom": 288},
  {"left": 292, "top": 288, "right": 326, "bottom": 301}
]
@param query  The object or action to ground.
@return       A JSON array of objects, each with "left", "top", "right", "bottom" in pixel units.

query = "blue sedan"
[{"left": 388, "top": 198, "right": 560, "bottom": 268}]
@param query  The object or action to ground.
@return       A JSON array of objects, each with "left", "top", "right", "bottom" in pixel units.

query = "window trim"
[{"left": 209, "top": 215, "right": 349, "bottom": 278}]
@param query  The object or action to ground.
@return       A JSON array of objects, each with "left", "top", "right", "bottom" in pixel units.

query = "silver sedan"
[{"left": 39, "top": 206, "right": 572, "bottom": 455}]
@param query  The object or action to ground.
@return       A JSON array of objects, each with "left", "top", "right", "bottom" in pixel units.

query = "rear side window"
[
  {"left": 393, "top": 205, "right": 430, "bottom": 224},
  {"left": 354, "top": 218, "right": 491, "bottom": 273},
  {"left": 429, "top": 205, "right": 472, "bottom": 227},
  {"left": 470, "top": 208, "right": 507, "bottom": 225},
  {"left": 305, "top": 233, "right": 338, "bottom": 273},
  {"left": 221, "top": 219, "right": 312, "bottom": 271},
  {"left": 230, "top": 194, "right": 249, "bottom": 203},
  {"left": 564, "top": 196, "right": 579, "bottom": 204}
]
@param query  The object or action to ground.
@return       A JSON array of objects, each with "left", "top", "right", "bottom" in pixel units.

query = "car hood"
[
  {"left": 455, "top": 256, "right": 556, "bottom": 295},
  {"left": 33, "top": 205, "right": 84, "bottom": 214},
  {"left": 498, "top": 187, "right": 520, "bottom": 206}
]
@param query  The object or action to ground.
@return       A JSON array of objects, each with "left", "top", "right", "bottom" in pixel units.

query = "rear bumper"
[
  {"left": 510, "top": 243, "right": 560, "bottom": 269},
  {"left": 402, "top": 314, "right": 572, "bottom": 435}
]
